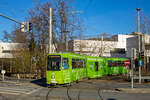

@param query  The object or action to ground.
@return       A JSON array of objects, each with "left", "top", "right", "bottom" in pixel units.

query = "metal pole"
[
  {"left": 0, "top": 14, "right": 22, "bottom": 25},
  {"left": 136, "top": 8, "right": 141, "bottom": 53},
  {"left": 2, "top": 73, "right": 4, "bottom": 81},
  {"left": 137, "top": 8, "right": 141, "bottom": 33},
  {"left": 131, "top": 48, "right": 134, "bottom": 88},
  {"left": 139, "top": 65, "right": 141, "bottom": 83},
  {"left": 136, "top": 8, "right": 142, "bottom": 84},
  {"left": 49, "top": 8, "right": 52, "bottom": 54},
  {"left": 0, "top": 14, "right": 26, "bottom": 32},
  {"left": 65, "top": 31, "right": 68, "bottom": 52},
  {"left": 131, "top": 58, "right": 134, "bottom": 88},
  {"left": 137, "top": 8, "right": 141, "bottom": 54},
  {"left": 101, "top": 35, "right": 104, "bottom": 56}
]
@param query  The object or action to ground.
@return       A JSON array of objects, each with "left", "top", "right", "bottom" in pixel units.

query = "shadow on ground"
[
  {"left": 31, "top": 78, "right": 47, "bottom": 87},
  {"left": 107, "top": 98, "right": 117, "bottom": 100}
]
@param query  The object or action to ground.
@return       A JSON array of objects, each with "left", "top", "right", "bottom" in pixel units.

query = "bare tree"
[
  {"left": 2, "top": 0, "right": 82, "bottom": 77},
  {"left": 2, "top": 30, "right": 10, "bottom": 42},
  {"left": 52, "top": 0, "right": 82, "bottom": 52},
  {"left": 3, "top": 26, "right": 27, "bottom": 43}
]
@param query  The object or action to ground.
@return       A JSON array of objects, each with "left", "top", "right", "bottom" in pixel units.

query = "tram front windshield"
[{"left": 47, "top": 55, "right": 61, "bottom": 71}]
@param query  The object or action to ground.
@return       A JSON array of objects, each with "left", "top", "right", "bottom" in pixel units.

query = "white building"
[
  {"left": 69, "top": 33, "right": 150, "bottom": 58},
  {"left": 126, "top": 33, "right": 150, "bottom": 57},
  {"left": 0, "top": 43, "right": 23, "bottom": 58},
  {"left": 69, "top": 34, "right": 135, "bottom": 58},
  {"left": 0, "top": 42, "right": 23, "bottom": 72}
]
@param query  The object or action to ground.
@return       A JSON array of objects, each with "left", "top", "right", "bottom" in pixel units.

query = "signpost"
[
  {"left": 139, "top": 60, "right": 142, "bottom": 84},
  {"left": 1, "top": 70, "right": 6, "bottom": 81},
  {"left": 131, "top": 58, "right": 134, "bottom": 88},
  {"left": 130, "top": 48, "right": 136, "bottom": 88}
]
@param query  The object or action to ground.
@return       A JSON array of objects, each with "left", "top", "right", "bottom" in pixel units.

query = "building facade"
[
  {"left": 126, "top": 33, "right": 150, "bottom": 74},
  {"left": 0, "top": 42, "right": 23, "bottom": 72},
  {"left": 0, "top": 43, "right": 22, "bottom": 59},
  {"left": 69, "top": 34, "right": 135, "bottom": 58}
]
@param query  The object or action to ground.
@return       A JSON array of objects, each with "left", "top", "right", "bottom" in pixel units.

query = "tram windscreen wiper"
[{"left": 47, "top": 55, "right": 61, "bottom": 71}]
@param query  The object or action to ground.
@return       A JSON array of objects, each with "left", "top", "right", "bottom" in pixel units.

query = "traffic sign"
[
  {"left": 124, "top": 60, "right": 130, "bottom": 70},
  {"left": 124, "top": 60, "right": 130, "bottom": 66},
  {"left": 139, "top": 60, "right": 142, "bottom": 67}
]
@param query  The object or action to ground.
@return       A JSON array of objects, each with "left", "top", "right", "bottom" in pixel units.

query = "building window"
[
  {"left": 111, "top": 48, "right": 125, "bottom": 54},
  {"left": 2, "top": 50, "right": 11, "bottom": 53}
]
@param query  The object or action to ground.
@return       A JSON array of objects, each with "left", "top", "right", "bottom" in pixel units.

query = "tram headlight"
[{"left": 51, "top": 74, "right": 55, "bottom": 79}]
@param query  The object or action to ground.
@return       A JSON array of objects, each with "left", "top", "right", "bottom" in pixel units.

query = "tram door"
[
  {"left": 62, "top": 58, "right": 70, "bottom": 83},
  {"left": 95, "top": 62, "right": 98, "bottom": 76}
]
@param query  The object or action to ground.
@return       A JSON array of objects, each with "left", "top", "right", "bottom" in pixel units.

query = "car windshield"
[{"left": 47, "top": 55, "right": 61, "bottom": 71}]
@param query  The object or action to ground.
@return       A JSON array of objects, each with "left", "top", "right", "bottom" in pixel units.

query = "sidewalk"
[{"left": 118, "top": 88, "right": 150, "bottom": 93}]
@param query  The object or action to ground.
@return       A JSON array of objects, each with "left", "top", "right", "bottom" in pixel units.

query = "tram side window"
[
  {"left": 95, "top": 62, "right": 98, "bottom": 71},
  {"left": 121, "top": 61, "right": 125, "bottom": 66},
  {"left": 108, "top": 61, "right": 112, "bottom": 67},
  {"left": 79, "top": 59, "right": 85, "bottom": 68},
  {"left": 118, "top": 61, "right": 121, "bottom": 66},
  {"left": 116, "top": 61, "right": 119, "bottom": 66},
  {"left": 62, "top": 58, "right": 69, "bottom": 69},
  {"left": 108, "top": 60, "right": 125, "bottom": 67},
  {"left": 72, "top": 59, "right": 85, "bottom": 69},
  {"left": 78, "top": 59, "right": 82, "bottom": 68},
  {"left": 76, "top": 59, "right": 80, "bottom": 68},
  {"left": 72, "top": 59, "right": 76, "bottom": 69}
]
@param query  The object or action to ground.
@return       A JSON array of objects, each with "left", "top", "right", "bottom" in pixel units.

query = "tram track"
[
  {"left": 67, "top": 83, "right": 82, "bottom": 100},
  {"left": 87, "top": 82, "right": 104, "bottom": 100},
  {"left": 78, "top": 80, "right": 104, "bottom": 100},
  {"left": 98, "top": 88, "right": 104, "bottom": 100},
  {"left": 45, "top": 80, "right": 104, "bottom": 100},
  {"left": 67, "top": 84, "right": 72, "bottom": 100},
  {"left": 46, "top": 87, "right": 54, "bottom": 100},
  {"left": 77, "top": 89, "right": 81, "bottom": 100},
  {"left": 45, "top": 85, "right": 72, "bottom": 100},
  {"left": 45, "top": 84, "right": 74, "bottom": 100},
  {"left": 0, "top": 93, "right": 8, "bottom": 100}
]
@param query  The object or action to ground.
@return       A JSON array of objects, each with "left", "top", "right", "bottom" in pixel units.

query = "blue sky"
[{"left": 0, "top": 0, "right": 150, "bottom": 40}]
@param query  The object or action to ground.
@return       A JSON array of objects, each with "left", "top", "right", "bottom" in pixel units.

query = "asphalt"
[{"left": 0, "top": 76, "right": 150, "bottom": 100}]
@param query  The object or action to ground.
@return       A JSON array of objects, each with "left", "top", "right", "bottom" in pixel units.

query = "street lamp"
[
  {"left": 136, "top": 8, "right": 142, "bottom": 84},
  {"left": 136, "top": 8, "right": 141, "bottom": 33}
]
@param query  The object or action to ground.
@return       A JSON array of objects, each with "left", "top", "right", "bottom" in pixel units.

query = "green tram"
[
  {"left": 86, "top": 56, "right": 105, "bottom": 78},
  {"left": 46, "top": 53, "right": 87, "bottom": 85},
  {"left": 105, "top": 57, "right": 128, "bottom": 75},
  {"left": 46, "top": 53, "right": 128, "bottom": 85}
]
